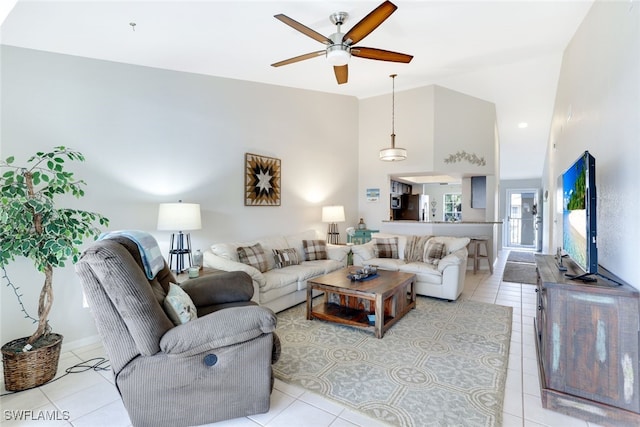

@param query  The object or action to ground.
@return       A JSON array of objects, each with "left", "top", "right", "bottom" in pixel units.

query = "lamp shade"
[
  {"left": 322, "top": 205, "right": 345, "bottom": 223},
  {"left": 157, "top": 203, "right": 202, "bottom": 231},
  {"left": 379, "top": 147, "right": 407, "bottom": 161}
]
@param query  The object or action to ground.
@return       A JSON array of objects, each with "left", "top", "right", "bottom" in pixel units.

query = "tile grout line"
[{"left": 518, "top": 283, "right": 526, "bottom": 426}]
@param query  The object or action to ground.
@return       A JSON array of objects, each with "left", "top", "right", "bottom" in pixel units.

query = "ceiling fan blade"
[
  {"left": 274, "top": 14, "right": 332, "bottom": 45},
  {"left": 271, "top": 50, "right": 325, "bottom": 67},
  {"left": 343, "top": 1, "right": 397, "bottom": 45},
  {"left": 351, "top": 47, "right": 413, "bottom": 63},
  {"left": 334, "top": 65, "right": 348, "bottom": 85}
]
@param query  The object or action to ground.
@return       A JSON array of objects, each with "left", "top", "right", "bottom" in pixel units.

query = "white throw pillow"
[
  {"left": 350, "top": 241, "right": 375, "bottom": 261},
  {"left": 430, "top": 236, "right": 470, "bottom": 254},
  {"left": 210, "top": 242, "right": 242, "bottom": 262},
  {"left": 163, "top": 283, "right": 198, "bottom": 325}
]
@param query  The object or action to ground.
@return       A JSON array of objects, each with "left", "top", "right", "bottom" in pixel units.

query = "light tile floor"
[{"left": 1, "top": 250, "right": 606, "bottom": 427}]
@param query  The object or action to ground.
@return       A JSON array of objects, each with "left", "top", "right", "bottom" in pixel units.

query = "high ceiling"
[{"left": 1, "top": 0, "right": 594, "bottom": 179}]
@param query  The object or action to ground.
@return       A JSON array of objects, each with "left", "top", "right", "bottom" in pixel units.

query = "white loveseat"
[
  {"left": 203, "top": 230, "right": 350, "bottom": 313},
  {"left": 351, "top": 233, "right": 470, "bottom": 301}
]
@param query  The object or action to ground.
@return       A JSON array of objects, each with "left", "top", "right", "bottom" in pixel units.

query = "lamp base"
[
  {"left": 168, "top": 232, "right": 193, "bottom": 273},
  {"left": 326, "top": 223, "right": 340, "bottom": 245}
]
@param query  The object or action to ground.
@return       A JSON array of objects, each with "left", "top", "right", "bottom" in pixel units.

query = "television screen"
[{"left": 562, "top": 151, "right": 597, "bottom": 277}]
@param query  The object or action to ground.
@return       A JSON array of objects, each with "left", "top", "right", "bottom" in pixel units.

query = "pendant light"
[{"left": 379, "top": 74, "right": 407, "bottom": 161}]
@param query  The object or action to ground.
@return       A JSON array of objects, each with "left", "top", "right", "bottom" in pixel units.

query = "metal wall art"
[{"left": 444, "top": 150, "right": 486, "bottom": 166}]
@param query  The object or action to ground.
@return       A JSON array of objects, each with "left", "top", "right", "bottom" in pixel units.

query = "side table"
[
  {"left": 174, "top": 267, "right": 222, "bottom": 284},
  {"left": 347, "top": 229, "right": 379, "bottom": 245}
]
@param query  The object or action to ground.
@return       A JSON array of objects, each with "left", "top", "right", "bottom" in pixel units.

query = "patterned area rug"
[{"left": 273, "top": 297, "right": 512, "bottom": 426}]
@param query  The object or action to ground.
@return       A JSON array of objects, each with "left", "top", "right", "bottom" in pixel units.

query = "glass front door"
[{"left": 505, "top": 189, "right": 541, "bottom": 250}]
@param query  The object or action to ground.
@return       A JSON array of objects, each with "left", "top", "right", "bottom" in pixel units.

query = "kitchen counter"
[
  {"left": 383, "top": 220, "right": 503, "bottom": 225},
  {"left": 380, "top": 220, "right": 501, "bottom": 235}
]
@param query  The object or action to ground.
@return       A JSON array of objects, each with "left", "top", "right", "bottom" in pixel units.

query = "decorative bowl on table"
[{"left": 347, "top": 265, "right": 378, "bottom": 281}]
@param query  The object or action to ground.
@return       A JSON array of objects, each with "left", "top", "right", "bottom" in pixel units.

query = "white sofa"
[
  {"left": 203, "top": 230, "right": 350, "bottom": 313},
  {"left": 351, "top": 233, "right": 470, "bottom": 301}
]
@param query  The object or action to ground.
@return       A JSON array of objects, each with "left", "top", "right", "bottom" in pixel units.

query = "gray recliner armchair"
[{"left": 75, "top": 235, "right": 279, "bottom": 427}]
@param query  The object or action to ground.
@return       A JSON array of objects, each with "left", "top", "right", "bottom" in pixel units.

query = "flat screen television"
[{"left": 561, "top": 151, "right": 597, "bottom": 281}]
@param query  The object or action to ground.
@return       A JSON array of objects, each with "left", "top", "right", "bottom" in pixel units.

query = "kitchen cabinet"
[
  {"left": 471, "top": 176, "right": 486, "bottom": 208},
  {"left": 390, "top": 180, "right": 412, "bottom": 194}
]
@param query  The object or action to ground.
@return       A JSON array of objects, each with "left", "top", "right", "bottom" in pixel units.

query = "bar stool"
[{"left": 470, "top": 236, "right": 493, "bottom": 274}]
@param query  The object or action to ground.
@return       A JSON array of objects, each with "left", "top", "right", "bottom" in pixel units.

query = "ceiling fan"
[{"left": 271, "top": 0, "right": 413, "bottom": 85}]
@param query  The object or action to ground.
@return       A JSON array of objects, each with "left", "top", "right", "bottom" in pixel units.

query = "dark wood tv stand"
[{"left": 534, "top": 254, "right": 640, "bottom": 426}]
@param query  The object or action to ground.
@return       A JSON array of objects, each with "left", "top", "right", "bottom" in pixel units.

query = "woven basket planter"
[{"left": 1, "top": 333, "right": 63, "bottom": 391}]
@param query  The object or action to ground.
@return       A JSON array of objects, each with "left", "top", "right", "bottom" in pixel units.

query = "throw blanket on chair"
[
  {"left": 404, "top": 235, "right": 432, "bottom": 262},
  {"left": 99, "top": 230, "right": 165, "bottom": 280}
]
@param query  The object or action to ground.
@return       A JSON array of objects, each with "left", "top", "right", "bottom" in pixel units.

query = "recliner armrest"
[
  {"left": 160, "top": 305, "right": 277, "bottom": 357},
  {"left": 203, "top": 251, "right": 265, "bottom": 304},
  {"left": 181, "top": 271, "right": 254, "bottom": 307}
]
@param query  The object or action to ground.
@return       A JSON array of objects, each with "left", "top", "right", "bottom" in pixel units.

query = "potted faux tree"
[{"left": 0, "top": 146, "right": 109, "bottom": 391}]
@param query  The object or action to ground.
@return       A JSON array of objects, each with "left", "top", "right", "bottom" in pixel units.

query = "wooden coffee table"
[{"left": 306, "top": 268, "right": 416, "bottom": 338}]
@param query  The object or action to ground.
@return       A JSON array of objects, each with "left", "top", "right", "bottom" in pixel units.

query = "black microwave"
[{"left": 391, "top": 195, "right": 401, "bottom": 209}]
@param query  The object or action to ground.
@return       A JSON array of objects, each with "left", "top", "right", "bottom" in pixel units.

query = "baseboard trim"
[{"left": 61, "top": 334, "right": 102, "bottom": 351}]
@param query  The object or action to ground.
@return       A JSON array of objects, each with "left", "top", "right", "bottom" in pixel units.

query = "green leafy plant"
[{"left": 0, "top": 147, "right": 109, "bottom": 347}]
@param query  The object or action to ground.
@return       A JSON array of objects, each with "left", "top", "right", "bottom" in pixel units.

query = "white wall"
[
  {"left": 432, "top": 86, "right": 497, "bottom": 175},
  {"left": 542, "top": 1, "right": 639, "bottom": 288},
  {"left": 357, "top": 85, "right": 499, "bottom": 230},
  {"left": 357, "top": 86, "right": 435, "bottom": 230},
  {"left": 1, "top": 46, "right": 359, "bottom": 345}
]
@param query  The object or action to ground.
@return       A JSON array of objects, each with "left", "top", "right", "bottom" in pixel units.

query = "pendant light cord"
[
  {"left": 390, "top": 73, "right": 397, "bottom": 148},
  {"left": 379, "top": 73, "right": 406, "bottom": 161}
]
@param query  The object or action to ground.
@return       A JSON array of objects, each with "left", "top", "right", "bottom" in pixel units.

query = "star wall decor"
[{"left": 245, "top": 153, "right": 281, "bottom": 206}]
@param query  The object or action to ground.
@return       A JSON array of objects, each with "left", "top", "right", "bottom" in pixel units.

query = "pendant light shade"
[
  {"left": 380, "top": 74, "right": 407, "bottom": 162},
  {"left": 379, "top": 147, "right": 407, "bottom": 161}
]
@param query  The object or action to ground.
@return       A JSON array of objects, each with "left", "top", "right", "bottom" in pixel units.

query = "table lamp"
[
  {"left": 157, "top": 201, "right": 201, "bottom": 273},
  {"left": 322, "top": 205, "right": 345, "bottom": 244}
]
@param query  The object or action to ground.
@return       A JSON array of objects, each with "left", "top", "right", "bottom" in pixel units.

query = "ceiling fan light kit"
[
  {"left": 326, "top": 45, "right": 350, "bottom": 66},
  {"left": 380, "top": 73, "right": 407, "bottom": 162},
  {"left": 272, "top": 1, "right": 413, "bottom": 85}
]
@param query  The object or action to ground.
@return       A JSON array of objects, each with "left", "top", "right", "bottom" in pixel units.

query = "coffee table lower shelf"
[{"left": 310, "top": 302, "right": 392, "bottom": 332}]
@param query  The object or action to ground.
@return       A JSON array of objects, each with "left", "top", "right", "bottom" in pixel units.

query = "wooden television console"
[{"left": 534, "top": 254, "right": 639, "bottom": 426}]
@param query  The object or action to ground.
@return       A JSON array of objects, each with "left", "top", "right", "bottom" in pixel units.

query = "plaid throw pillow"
[
  {"left": 273, "top": 248, "right": 300, "bottom": 268},
  {"left": 237, "top": 243, "right": 269, "bottom": 272},
  {"left": 376, "top": 237, "right": 399, "bottom": 259},
  {"left": 303, "top": 240, "right": 327, "bottom": 261},
  {"left": 424, "top": 241, "right": 446, "bottom": 265}
]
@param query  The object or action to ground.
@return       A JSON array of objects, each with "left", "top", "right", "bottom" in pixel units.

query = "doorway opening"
[{"left": 504, "top": 188, "right": 541, "bottom": 251}]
